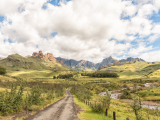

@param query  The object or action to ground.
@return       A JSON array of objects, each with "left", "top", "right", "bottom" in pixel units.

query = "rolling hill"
[
  {"left": 99, "top": 61, "right": 160, "bottom": 78},
  {"left": 0, "top": 53, "right": 72, "bottom": 78}
]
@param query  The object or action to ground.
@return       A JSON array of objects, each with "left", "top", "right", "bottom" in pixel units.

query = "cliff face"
[
  {"left": 55, "top": 57, "right": 79, "bottom": 68},
  {"left": 76, "top": 60, "right": 97, "bottom": 68},
  {"left": 99, "top": 56, "right": 118, "bottom": 66},
  {"left": 25, "top": 55, "right": 31, "bottom": 58},
  {"left": 55, "top": 57, "right": 99, "bottom": 70},
  {"left": 119, "top": 57, "right": 145, "bottom": 62},
  {"left": 32, "top": 51, "right": 56, "bottom": 62}
]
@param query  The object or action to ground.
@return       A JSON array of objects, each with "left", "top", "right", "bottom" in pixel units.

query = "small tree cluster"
[
  {"left": 85, "top": 72, "right": 119, "bottom": 78},
  {"left": 0, "top": 66, "right": 6, "bottom": 75},
  {"left": 0, "top": 80, "right": 67, "bottom": 116},
  {"left": 71, "top": 85, "right": 93, "bottom": 101},
  {"left": 91, "top": 91, "right": 111, "bottom": 113},
  {"left": 26, "top": 85, "right": 44, "bottom": 107},
  {"left": 120, "top": 89, "right": 132, "bottom": 99},
  {"left": 0, "top": 81, "right": 24, "bottom": 115},
  {"left": 56, "top": 74, "right": 73, "bottom": 79},
  {"left": 130, "top": 94, "right": 142, "bottom": 120}
]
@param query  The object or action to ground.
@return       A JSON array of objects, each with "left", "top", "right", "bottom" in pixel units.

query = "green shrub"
[
  {"left": 99, "top": 91, "right": 111, "bottom": 109},
  {"left": 123, "top": 84, "right": 128, "bottom": 88},
  {"left": 120, "top": 89, "right": 132, "bottom": 99},
  {"left": 139, "top": 91, "right": 148, "bottom": 97},
  {"left": 91, "top": 102, "right": 103, "bottom": 113},
  {"left": 71, "top": 85, "right": 93, "bottom": 101},
  {"left": 26, "top": 85, "right": 44, "bottom": 107},
  {"left": 0, "top": 82, "right": 24, "bottom": 115},
  {"left": 0, "top": 66, "right": 6, "bottom": 75},
  {"left": 46, "top": 91, "right": 55, "bottom": 100}
]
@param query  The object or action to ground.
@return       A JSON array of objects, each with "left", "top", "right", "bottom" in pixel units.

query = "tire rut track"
[
  {"left": 25, "top": 89, "right": 79, "bottom": 120},
  {"left": 51, "top": 102, "right": 67, "bottom": 120}
]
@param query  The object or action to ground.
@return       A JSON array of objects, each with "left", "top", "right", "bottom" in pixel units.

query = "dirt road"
[{"left": 25, "top": 89, "right": 79, "bottom": 120}]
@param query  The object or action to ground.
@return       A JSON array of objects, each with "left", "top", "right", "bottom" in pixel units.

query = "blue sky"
[
  {"left": 0, "top": 0, "right": 160, "bottom": 62},
  {"left": 0, "top": 16, "right": 4, "bottom": 23}
]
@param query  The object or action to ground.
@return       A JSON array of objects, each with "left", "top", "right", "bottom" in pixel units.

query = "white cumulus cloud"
[{"left": 0, "top": 0, "right": 160, "bottom": 62}]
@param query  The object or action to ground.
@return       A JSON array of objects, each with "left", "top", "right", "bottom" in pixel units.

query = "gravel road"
[{"left": 25, "top": 89, "right": 79, "bottom": 120}]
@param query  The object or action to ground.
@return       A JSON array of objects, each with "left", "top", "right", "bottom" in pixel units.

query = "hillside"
[
  {"left": 139, "top": 63, "right": 160, "bottom": 77},
  {"left": 0, "top": 54, "right": 48, "bottom": 71},
  {"left": 0, "top": 54, "right": 71, "bottom": 78},
  {"left": 99, "top": 61, "right": 160, "bottom": 78}
]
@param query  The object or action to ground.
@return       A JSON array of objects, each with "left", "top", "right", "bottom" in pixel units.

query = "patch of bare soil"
[
  {"left": 0, "top": 111, "right": 32, "bottom": 120},
  {"left": 12, "top": 111, "right": 32, "bottom": 120}
]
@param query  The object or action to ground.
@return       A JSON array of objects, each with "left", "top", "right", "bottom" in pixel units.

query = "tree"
[
  {"left": 53, "top": 76, "right": 56, "bottom": 79},
  {"left": 0, "top": 66, "right": 6, "bottom": 75},
  {"left": 130, "top": 94, "right": 142, "bottom": 120}
]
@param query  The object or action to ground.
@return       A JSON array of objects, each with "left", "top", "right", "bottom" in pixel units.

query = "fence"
[{"left": 84, "top": 100, "right": 130, "bottom": 120}]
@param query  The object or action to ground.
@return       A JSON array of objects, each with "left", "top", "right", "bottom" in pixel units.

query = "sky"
[{"left": 0, "top": 0, "right": 160, "bottom": 63}]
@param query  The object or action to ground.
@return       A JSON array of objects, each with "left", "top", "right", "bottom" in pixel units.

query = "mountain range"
[
  {"left": 0, "top": 51, "right": 146, "bottom": 71},
  {"left": 1, "top": 51, "right": 160, "bottom": 78},
  {"left": 56, "top": 56, "right": 145, "bottom": 71}
]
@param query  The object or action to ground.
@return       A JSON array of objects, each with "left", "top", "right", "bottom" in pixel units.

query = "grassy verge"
[
  {"left": 74, "top": 94, "right": 160, "bottom": 120},
  {"left": 73, "top": 95, "right": 110, "bottom": 120}
]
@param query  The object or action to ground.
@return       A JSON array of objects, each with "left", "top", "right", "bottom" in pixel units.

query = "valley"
[{"left": 0, "top": 52, "right": 160, "bottom": 120}]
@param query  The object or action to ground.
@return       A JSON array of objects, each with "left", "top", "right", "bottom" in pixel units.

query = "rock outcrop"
[
  {"left": 32, "top": 51, "right": 56, "bottom": 62},
  {"left": 25, "top": 55, "right": 31, "bottom": 58},
  {"left": 57, "top": 60, "right": 63, "bottom": 64}
]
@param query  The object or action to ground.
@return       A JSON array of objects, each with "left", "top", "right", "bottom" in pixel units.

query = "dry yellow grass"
[{"left": 8, "top": 70, "right": 51, "bottom": 77}]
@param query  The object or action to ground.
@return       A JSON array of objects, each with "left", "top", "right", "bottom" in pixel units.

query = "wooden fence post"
[
  {"left": 105, "top": 109, "right": 108, "bottom": 116},
  {"left": 26, "top": 106, "right": 28, "bottom": 114},
  {"left": 113, "top": 112, "right": 116, "bottom": 120},
  {"left": 126, "top": 117, "right": 129, "bottom": 120}
]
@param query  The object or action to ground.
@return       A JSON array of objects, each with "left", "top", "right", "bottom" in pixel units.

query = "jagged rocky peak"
[
  {"left": 119, "top": 57, "right": 145, "bottom": 62},
  {"left": 32, "top": 51, "right": 56, "bottom": 62},
  {"left": 99, "top": 56, "right": 118, "bottom": 66}
]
